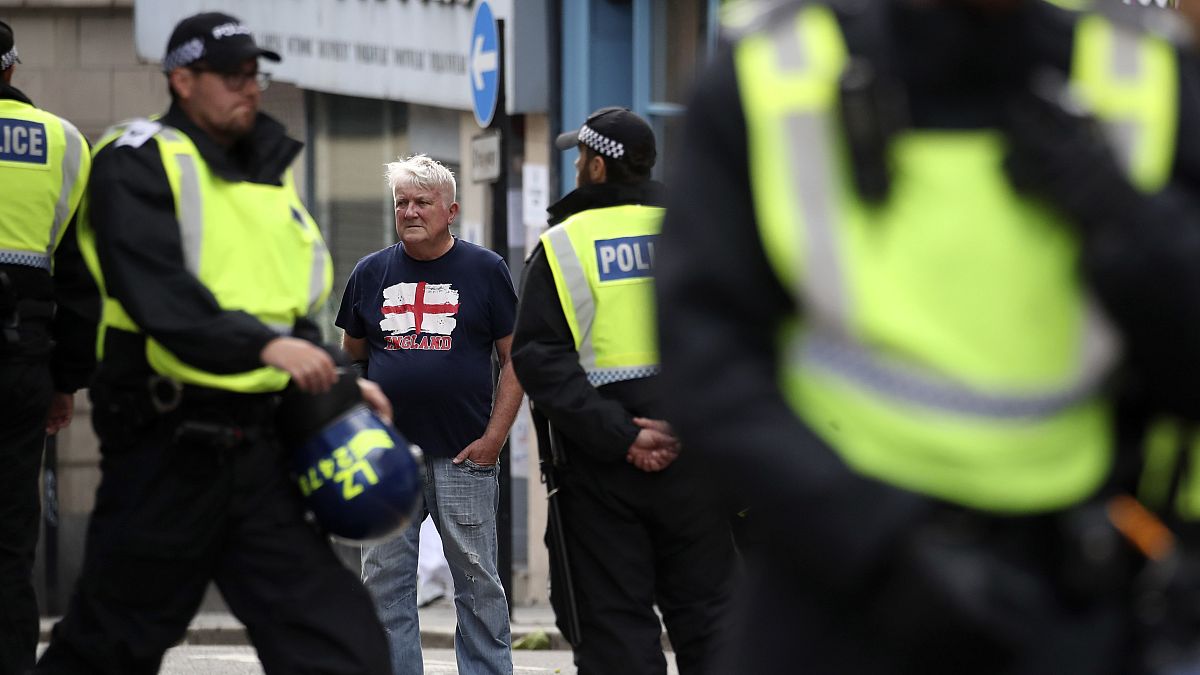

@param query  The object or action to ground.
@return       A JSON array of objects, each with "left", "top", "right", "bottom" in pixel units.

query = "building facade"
[{"left": 4, "top": 0, "right": 729, "bottom": 616}]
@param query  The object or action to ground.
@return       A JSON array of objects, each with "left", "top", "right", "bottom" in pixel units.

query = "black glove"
[
  {"left": 1003, "top": 69, "right": 1142, "bottom": 233},
  {"left": 275, "top": 369, "right": 363, "bottom": 448}
]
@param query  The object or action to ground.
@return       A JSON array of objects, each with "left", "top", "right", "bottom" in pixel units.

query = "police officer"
[
  {"left": 35, "top": 13, "right": 392, "bottom": 674},
  {"left": 657, "top": 0, "right": 1200, "bottom": 673},
  {"left": 511, "top": 107, "right": 735, "bottom": 675},
  {"left": 0, "top": 19, "right": 97, "bottom": 675}
]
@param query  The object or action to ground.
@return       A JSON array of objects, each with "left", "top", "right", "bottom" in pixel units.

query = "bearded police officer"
[
  {"left": 658, "top": 0, "right": 1200, "bottom": 673},
  {"left": 511, "top": 107, "right": 735, "bottom": 675},
  {"left": 0, "top": 19, "right": 97, "bottom": 675},
  {"left": 35, "top": 13, "right": 392, "bottom": 674}
]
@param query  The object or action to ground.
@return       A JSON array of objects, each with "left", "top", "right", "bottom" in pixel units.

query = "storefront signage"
[{"left": 134, "top": 0, "right": 513, "bottom": 110}]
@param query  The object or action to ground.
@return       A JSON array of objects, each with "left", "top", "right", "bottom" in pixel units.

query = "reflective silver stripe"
[
  {"left": 786, "top": 112, "right": 847, "bottom": 330},
  {"left": 795, "top": 330, "right": 1106, "bottom": 420},
  {"left": 1109, "top": 25, "right": 1142, "bottom": 81},
  {"left": 158, "top": 128, "right": 182, "bottom": 143},
  {"left": 1101, "top": 26, "right": 1143, "bottom": 176},
  {"left": 173, "top": 153, "right": 204, "bottom": 276},
  {"left": 48, "top": 118, "right": 84, "bottom": 258},
  {"left": 545, "top": 226, "right": 597, "bottom": 371},
  {"left": 290, "top": 206, "right": 328, "bottom": 311},
  {"left": 265, "top": 322, "right": 293, "bottom": 335},
  {"left": 0, "top": 249, "right": 50, "bottom": 271},
  {"left": 587, "top": 365, "right": 661, "bottom": 387},
  {"left": 774, "top": 13, "right": 808, "bottom": 72}
]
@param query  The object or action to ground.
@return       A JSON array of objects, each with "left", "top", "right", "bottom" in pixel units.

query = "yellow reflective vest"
[
  {"left": 735, "top": 2, "right": 1177, "bottom": 512},
  {"left": 80, "top": 119, "right": 332, "bottom": 393},
  {"left": 0, "top": 98, "right": 89, "bottom": 270},
  {"left": 541, "top": 204, "right": 662, "bottom": 386}
]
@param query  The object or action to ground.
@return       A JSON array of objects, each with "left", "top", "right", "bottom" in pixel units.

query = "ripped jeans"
[{"left": 362, "top": 455, "right": 512, "bottom": 675}]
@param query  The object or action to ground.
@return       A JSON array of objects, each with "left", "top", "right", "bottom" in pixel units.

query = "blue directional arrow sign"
[{"left": 469, "top": 0, "right": 500, "bottom": 128}]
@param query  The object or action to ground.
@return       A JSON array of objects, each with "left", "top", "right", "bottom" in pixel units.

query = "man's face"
[
  {"left": 176, "top": 58, "right": 262, "bottom": 142},
  {"left": 574, "top": 146, "right": 593, "bottom": 188},
  {"left": 394, "top": 184, "right": 458, "bottom": 249}
]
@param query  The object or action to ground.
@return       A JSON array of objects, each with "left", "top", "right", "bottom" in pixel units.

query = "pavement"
[{"left": 38, "top": 600, "right": 571, "bottom": 651}]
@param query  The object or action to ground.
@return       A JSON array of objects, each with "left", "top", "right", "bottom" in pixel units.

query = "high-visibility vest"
[
  {"left": 734, "top": 2, "right": 1177, "bottom": 512},
  {"left": 79, "top": 119, "right": 332, "bottom": 393},
  {"left": 541, "top": 204, "right": 662, "bottom": 387},
  {"left": 0, "top": 99, "right": 89, "bottom": 271}
]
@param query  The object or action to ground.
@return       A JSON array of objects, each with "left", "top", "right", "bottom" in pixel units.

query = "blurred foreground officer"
[
  {"left": 0, "top": 19, "right": 97, "bottom": 675},
  {"left": 512, "top": 108, "right": 734, "bottom": 675},
  {"left": 35, "top": 13, "right": 391, "bottom": 675},
  {"left": 658, "top": 0, "right": 1200, "bottom": 673}
]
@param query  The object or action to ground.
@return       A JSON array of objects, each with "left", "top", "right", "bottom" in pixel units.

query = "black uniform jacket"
[
  {"left": 657, "top": 0, "right": 1200, "bottom": 591},
  {"left": 89, "top": 103, "right": 304, "bottom": 385},
  {"left": 0, "top": 82, "right": 98, "bottom": 393},
  {"left": 512, "top": 180, "right": 667, "bottom": 463}
]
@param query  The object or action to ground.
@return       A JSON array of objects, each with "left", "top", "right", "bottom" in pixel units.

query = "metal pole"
[{"left": 489, "top": 17, "right": 514, "bottom": 616}]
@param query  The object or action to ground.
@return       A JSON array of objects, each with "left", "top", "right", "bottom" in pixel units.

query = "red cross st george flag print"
[{"left": 380, "top": 281, "right": 460, "bottom": 351}]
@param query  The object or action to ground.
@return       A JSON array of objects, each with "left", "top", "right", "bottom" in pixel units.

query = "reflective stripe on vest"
[
  {"left": 541, "top": 204, "right": 662, "bottom": 387},
  {"left": 736, "top": 3, "right": 1176, "bottom": 512},
  {"left": 161, "top": 128, "right": 330, "bottom": 314},
  {"left": 1072, "top": 14, "right": 1178, "bottom": 192},
  {"left": 81, "top": 119, "right": 332, "bottom": 393},
  {"left": 0, "top": 101, "right": 89, "bottom": 271}
]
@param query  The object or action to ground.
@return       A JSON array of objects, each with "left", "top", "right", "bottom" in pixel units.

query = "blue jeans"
[{"left": 362, "top": 455, "right": 512, "bottom": 675}]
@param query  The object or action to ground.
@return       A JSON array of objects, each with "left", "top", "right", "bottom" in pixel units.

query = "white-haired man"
[{"left": 338, "top": 154, "right": 522, "bottom": 675}]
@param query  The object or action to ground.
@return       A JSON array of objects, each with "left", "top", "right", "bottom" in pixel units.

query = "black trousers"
[
  {"left": 0, "top": 361, "right": 53, "bottom": 675},
  {"left": 548, "top": 454, "right": 736, "bottom": 675},
  {"left": 35, "top": 388, "right": 391, "bottom": 675}
]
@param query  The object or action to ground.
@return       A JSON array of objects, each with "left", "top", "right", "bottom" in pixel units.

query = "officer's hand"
[
  {"left": 626, "top": 418, "right": 681, "bottom": 472},
  {"left": 260, "top": 337, "right": 338, "bottom": 394},
  {"left": 357, "top": 378, "right": 392, "bottom": 425},
  {"left": 454, "top": 435, "right": 503, "bottom": 467},
  {"left": 45, "top": 392, "right": 74, "bottom": 435},
  {"left": 627, "top": 445, "right": 679, "bottom": 472}
]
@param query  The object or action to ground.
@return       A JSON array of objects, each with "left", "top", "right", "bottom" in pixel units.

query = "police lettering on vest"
[
  {"left": 0, "top": 118, "right": 47, "bottom": 164},
  {"left": 595, "top": 234, "right": 657, "bottom": 282}
]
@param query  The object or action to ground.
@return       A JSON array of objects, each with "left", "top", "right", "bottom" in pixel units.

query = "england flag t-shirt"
[{"left": 336, "top": 238, "right": 517, "bottom": 458}]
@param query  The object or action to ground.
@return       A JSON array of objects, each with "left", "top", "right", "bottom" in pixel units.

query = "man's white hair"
[{"left": 385, "top": 154, "right": 456, "bottom": 206}]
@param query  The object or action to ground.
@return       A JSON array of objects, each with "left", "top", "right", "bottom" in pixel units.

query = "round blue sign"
[{"left": 469, "top": 0, "right": 500, "bottom": 128}]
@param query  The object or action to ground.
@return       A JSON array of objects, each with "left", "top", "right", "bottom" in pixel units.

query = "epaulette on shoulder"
[{"left": 112, "top": 118, "right": 163, "bottom": 149}]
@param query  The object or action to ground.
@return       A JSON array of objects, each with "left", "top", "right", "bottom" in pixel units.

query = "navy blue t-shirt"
[{"left": 336, "top": 238, "right": 517, "bottom": 458}]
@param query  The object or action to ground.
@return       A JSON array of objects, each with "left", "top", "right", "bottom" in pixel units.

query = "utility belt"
[
  {"left": 91, "top": 372, "right": 280, "bottom": 451},
  {"left": 0, "top": 269, "right": 55, "bottom": 350}
]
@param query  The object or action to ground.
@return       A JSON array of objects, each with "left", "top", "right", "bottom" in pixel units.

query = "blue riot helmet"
[{"left": 277, "top": 369, "right": 423, "bottom": 542}]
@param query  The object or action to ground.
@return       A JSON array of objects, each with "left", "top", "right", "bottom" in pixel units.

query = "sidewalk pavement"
[{"left": 39, "top": 600, "right": 569, "bottom": 651}]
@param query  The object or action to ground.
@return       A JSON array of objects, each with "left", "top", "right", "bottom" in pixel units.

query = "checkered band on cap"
[
  {"left": 162, "top": 38, "right": 204, "bottom": 72},
  {"left": 578, "top": 124, "right": 626, "bottom": 160},
  {"left": 1, "top": 47, "right": 17, "bottom": 71}
]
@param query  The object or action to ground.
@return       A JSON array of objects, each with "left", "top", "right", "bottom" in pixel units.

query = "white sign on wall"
[
  {"left": 470, "top": 132, "right": 501, "bottom": 184},
  {"left": 134, "top": 0, "right": 542, "bottom": 112},
  {"left": 521, "top": 164, "right": 549, "bottom": 228}
]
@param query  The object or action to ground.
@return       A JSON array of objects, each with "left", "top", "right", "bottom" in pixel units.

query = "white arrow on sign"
[{"left": 472, "top": 34, "right": 497, "bottom": 91}]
